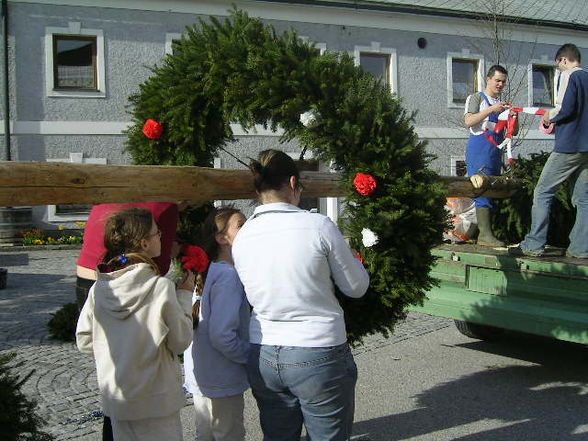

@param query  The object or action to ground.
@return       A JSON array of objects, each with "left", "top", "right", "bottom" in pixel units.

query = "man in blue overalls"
[{"left": 464, "top": 64, "right": 512, "bottom": 247}]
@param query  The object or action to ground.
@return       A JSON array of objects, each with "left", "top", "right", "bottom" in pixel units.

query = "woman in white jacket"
[
  {"left": 232, "top": 150, "right": 370, "bottom": 441},
  {"left": 76, "top": 208, "right": 194, "bottom": 441}
]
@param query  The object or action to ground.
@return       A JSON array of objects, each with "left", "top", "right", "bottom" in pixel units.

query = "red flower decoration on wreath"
[
  {"left": 353, "top": 173, "right": 377, "bottom": 196},
  {"left": 142, "top": 119, "right": 164, "bottom": 139},
  {"left": 181, "top": 245, "right": 210, "bottom": 273}
]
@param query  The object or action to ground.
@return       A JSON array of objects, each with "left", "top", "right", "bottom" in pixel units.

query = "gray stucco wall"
[{"left": 3, "top": 2, "right": 580, "bottom": 226}]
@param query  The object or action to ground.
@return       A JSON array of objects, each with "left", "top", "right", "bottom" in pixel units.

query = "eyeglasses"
[{"left": 147, "top": 228, "right": 161, "bottom": 239}]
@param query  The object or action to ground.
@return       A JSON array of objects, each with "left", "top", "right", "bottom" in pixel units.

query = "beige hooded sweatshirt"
[{"left": 76, "top": 263, "right": 193, "bottom": 421}]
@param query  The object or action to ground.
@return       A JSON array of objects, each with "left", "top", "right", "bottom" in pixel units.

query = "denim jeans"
[
  {"left": 247, "top": 343, "right": 358, "bottom": 441},
  {"left": 521, "top": 151, "right": 588, "bottom": 257}
]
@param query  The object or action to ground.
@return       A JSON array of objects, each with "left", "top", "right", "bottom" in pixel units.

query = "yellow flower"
[
  {"left": 75, "top": 221, "right": 87, "bottom": 227},
  {"left": 58, "top": 225, "right": 65, "bottom": 231}
]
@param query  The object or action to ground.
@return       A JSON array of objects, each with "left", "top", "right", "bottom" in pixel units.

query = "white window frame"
[
  {"left": 212, "top": 156, "right": 223, "bottom": 208},
  {"left": 299, "top": 36, "right": 327, "bottom": 55},
  {"left": 45, "top": 22, "right": 106, "bottom": 98},
  {"left": 46, "top": 153, "right": 107, "bottom": 222},
  {"left": 165, "top": 33, "right": 182, "bottom": 55},
  {"left": 528, "top": 55, "right": 559, "bottom": 107},
  {"left": 447, "top": 50, "right": 484, "bottom": 108},
  {"left": 354, "top": 42, "right": 397, "bottom": 94}
]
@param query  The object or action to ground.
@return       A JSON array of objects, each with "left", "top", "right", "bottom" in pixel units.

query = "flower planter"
[
  {"left": 0, "top": 207, "right": 33, "bottom": 245},
  {"left": 0, "top": 268, "right": 7, "bottom": 290}
]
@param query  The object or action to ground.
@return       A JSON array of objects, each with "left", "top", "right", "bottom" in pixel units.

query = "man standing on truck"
[
  {"left": 464, "top": 65, "right": 515, "bottom": 247},
  {"left": 514, "top": 43, "right": 588, "bottom": 258}
]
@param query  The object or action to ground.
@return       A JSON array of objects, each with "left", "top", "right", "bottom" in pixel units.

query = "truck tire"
[{"left": 454, "top": 320, "right": 505, "bottom": 341}]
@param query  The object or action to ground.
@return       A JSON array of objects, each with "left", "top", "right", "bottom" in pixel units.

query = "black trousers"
[{"left": 75, "top": 276, "right": 113, "bottom": 441}]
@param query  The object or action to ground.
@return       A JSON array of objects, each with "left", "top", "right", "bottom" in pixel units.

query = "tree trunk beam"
[
  {"left": 440, "top": 174, "right": 521, "bottom": 198},
  {"left": 0, "top": 162, "right": 521, "bottom": 206}
]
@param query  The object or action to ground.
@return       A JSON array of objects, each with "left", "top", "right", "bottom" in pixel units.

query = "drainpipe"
[{"left": 1, "top": 0, "right": 9, "bottom": 161}]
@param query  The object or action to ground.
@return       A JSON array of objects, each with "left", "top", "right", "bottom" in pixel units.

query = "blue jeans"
[
  {"left": 247, "top": 343, "right": 358, "bottom": 441},
  {"left": 466, "top": 133, "right": 503, "bottom": 209},
  {"left": 521, "top": 151, "right": 588, "bottom": 257}
]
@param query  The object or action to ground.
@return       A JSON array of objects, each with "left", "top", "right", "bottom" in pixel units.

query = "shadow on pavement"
[
  {"left": 1, "top": 272, "right": 73, "bottom": 294},
  {"left": 0, "top": 253, "right": 30, "bottom": 267},
  {"left": 353, "top": 337, "right": 588, "bottom": 441},
  {"left": 0, "top": 272, "right": 76, "bottom": 346},
  {"left": 454, "top": 331, "right": 588, "bottom": 366}
]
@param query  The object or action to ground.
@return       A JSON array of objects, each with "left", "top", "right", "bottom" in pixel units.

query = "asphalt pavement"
[{"left": 1, "top": 248, "right": 587, "bottom": 441}]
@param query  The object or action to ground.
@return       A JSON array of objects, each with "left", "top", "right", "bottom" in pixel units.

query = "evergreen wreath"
[{"left": 126, "top": 8, "right": 448, "bottom": 344}]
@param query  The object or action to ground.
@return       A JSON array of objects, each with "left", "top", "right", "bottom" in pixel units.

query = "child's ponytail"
[
  {"left": 105, "top": 252, "right": 160, "bottom": 275},
  {"left": 102, "top": 208, "right": 160, "bottom": 275},
  {"left": 192, "top": 272, "right": 205, "bottom": 328}
]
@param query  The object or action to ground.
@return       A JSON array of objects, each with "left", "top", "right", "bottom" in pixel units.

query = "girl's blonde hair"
[
  {"left": 192, "top": 206, "right": 242, "bottom": 327},
  {"left": 102, "top": 208, "right": 160, "bottom": 275}
]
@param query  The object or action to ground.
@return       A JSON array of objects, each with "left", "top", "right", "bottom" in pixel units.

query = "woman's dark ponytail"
[{"left": 250, "top": 149, "right": 300, "bottom": 193}]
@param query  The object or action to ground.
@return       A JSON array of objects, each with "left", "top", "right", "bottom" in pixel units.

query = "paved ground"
[{"left": 1, "top": 248, "right": 587, "bottom": 440}]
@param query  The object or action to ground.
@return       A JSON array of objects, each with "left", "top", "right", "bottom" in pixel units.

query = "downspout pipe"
[{"left": 1, "top": 0, "right": 9, "bottom": 161}]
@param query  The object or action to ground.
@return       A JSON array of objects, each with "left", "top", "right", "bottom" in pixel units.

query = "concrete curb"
[{"left": 0, "top": 244, "right": 82, "bottom": 252}]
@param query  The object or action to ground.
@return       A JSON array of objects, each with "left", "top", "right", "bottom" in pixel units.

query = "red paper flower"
[
  {"left": 181, "top": 245, "right": 210, "bottom": 273},
  {"left": 142, "top": 119, "right": 164, "bottom": 139},
  {"left": 353, "top": 173, "right": 377, "bottom": 196},
  {"left": 357, "top": 253, "right": 365, "bottom": 265}
]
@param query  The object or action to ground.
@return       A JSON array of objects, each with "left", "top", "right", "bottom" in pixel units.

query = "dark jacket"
[{"left": 551, "top": 68, "right": 588, "bottom": 153}]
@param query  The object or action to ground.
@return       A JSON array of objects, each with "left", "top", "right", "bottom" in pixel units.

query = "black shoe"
[
  {"left": 508, "top": 245, "right": 543, "bottom": 257},
  {"left": 566, "top": 251, "right": 588, "bottom": 259}
]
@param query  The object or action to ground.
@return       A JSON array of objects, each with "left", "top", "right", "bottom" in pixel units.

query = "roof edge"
[{"left": 261, "top": 0, "right": 588, "bottom": 32}]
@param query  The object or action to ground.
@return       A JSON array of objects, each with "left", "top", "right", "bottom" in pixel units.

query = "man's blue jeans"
[
  {"left": 521, "top": 151, "right": 588, "bottom": 257},
  {"left": 247, "top": 343, "right": 357, "bottom": 441}
]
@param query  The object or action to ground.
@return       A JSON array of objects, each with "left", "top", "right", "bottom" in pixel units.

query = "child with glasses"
[{"left": 76, "top": 208, "right": 195, "bottom": 441}]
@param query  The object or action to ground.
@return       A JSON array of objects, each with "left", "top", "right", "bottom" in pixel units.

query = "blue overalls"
[{"left": 466, "top": 92, "right": 504, "bottom": 209}]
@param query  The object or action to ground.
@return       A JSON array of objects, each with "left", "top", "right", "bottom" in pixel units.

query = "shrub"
[
  {"left": 0, "top": 353, "right": 53, "bottom": 441},
  {"left": 493, "top": 152, "right": 575, "bottom": 246},
  {"left": 47, "top": 303, "right": 79, "bottom": 342}
]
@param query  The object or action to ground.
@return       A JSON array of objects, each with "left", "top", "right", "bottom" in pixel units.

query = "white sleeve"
[
  {"left": 75, "top": 287, "right": 95, "bottom": 354},
  {"left": 160, "top": 278, "right": 194, "bottom": 355},
  {"left": 320, "top": 217, "right": 370, "bottom": 298}
]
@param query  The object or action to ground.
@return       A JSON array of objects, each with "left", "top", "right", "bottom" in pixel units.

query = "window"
[
  {"left": 53, "top": 35, "right": 97, "bottom": 90},
  {"left": 447, "top": 51, "right": 484, "bottom": 107},
  {"left": 45, "top": 22, "right": 105, "bottom": 97},
  {"left": 54, "top": 204, "right": 92, "bottom": 216},
  {"left": 354, "top": 42, "right": 397, "bottom": 93},
  {"left": 298, "top": 36, "right": 327, "bottom": 55},
  {"left": 296, "top": 158, "right": 320, "bottom": 212},
  {"left": 451, "top": 59, "right": 478, "bottom": 104},
  {"left": 47, "top": 153, "right": 106, "bottom": 222},
  {"left": 450, "top": 156, "right": 467, "bottom": 177},
  {"left": 360, "top": 53, "right": 390, "bottom": 86},
  {"left": 531, "top": 65, "right": 555, "bottom": 107},
  {"left": 286, "top": 152, "right": 340, "bottom": 222},
  {"left": 165, "top": 33, "right": 182, "bottom": 55}
]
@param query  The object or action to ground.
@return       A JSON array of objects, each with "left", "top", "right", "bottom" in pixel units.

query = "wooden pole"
[
  {"left": 439, "top": 174, "right": 521, "bottom": 198},
  {"left": 0, "top": 161, "right": 521, "bottom": 207}
]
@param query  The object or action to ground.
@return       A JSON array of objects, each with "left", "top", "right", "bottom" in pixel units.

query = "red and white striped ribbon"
[{"left": 494, "top": 107, "right": 553, "bottom": 164}]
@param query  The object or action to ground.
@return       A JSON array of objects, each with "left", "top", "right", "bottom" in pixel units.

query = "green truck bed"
[{"left": 409, "top": 244, "right": 588, "bottom": 344}]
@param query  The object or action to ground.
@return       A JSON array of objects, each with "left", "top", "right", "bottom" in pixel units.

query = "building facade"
[{"left": 1, "top": 0, "right": 586, "bottom": 227}]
